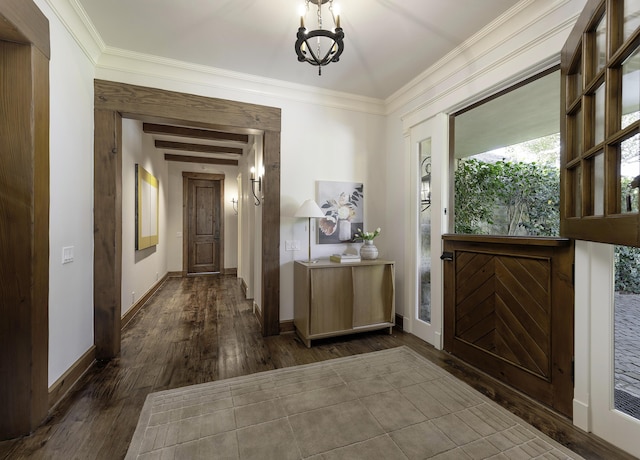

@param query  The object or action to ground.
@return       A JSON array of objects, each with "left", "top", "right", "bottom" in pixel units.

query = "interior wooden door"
[
  {"left": 185, "top": 173, "right": 224, "bottom": 274},
  {"left": 442, "top": 235, "right": 574, "bottom": 417}
]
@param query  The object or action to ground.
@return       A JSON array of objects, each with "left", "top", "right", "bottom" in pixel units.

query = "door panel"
[
  {"left": 408, "top": 114, "right": 447, "bottom": 348},
  {"left": 443, "top": 235, "right": 573, "bottom": 417},
  {"left": 187, "top": 177, "right": 222, "bottom": 274}
]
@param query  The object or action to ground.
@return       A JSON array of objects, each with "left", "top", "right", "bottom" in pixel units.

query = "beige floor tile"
[
  {"left": 430, "top": 447, "right": 474, "bottom": 459},
  {"left": 280, "top": 383, "right": 357, "bottom": 415},
  {"left": 320, "top": 434, "right": 408, "bottom": 460},
  {"left": 432, "top": 413, "right": 483, "bottom": 445},
  {"left": 361, "top": 389, "right": 427, "bottom": 431},
  {"left": 234, "top": 399, "right": 287, "bottom": 428},
  {"left": 236, "top": 418, "right": 301, "bottom": 460},
  {"left": 197, "top": 432, "right": 239, "bottom": 460},
  {"left": 461, "top": 438, "right": 502, "bottom": 460},
  {"left": 400, "top": 383, "right": 450, "bottom": 419},
  {"left": 276, "top": 375, "right": 345, "bottom": 398},
  {"left": 289, "top": 400, "right": 385, "bottom": 457},
  {"left": 346, "top": 376, "right": 395, "bottom": 397},
  {"left": 389, "top": 420, "right": 456, "bottom": 459},
  {"left": 231, "top": 387, "right": 279, "bottom": 407}
]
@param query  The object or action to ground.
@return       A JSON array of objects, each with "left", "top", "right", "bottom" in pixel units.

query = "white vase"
[
  {"left": 360, "top": 240, "right": 379, "bottom": 260},
  {"left": 338, "top": 219, "right": 351, "bottom": 241}
]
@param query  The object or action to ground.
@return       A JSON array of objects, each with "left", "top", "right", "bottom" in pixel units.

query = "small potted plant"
[{"left": 355, "top": 227, "right": 381, "bottom": 260}]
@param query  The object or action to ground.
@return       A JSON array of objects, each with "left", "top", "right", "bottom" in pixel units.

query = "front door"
[
  {"left": 442, "top": 235, "right": 575, "bottom": 417},
  {"left": 184, "top": 173, "right": 224, "bottom": 274}
]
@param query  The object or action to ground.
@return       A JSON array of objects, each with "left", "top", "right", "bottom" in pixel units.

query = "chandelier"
[{"left": 295, "top": 0, "right": 344, "bottom": 75}]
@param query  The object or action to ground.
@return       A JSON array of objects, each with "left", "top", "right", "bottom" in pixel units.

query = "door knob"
[{"left": 440, "top": 251, "right": 453, "bottom": 261}]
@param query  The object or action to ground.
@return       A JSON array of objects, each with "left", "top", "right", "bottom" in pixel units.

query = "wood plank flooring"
[{"left": 0, "top": 275, "right": 633, "bottom": 459}]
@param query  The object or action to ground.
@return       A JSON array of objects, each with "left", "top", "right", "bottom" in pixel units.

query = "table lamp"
[{"left": 294, "top": 199, "right": 325, "bottom": 262}]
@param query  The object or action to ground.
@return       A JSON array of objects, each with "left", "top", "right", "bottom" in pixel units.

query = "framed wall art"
[
  {"left": 135, "top": 164, "right": 159, "bottom": 250},
  {"left": 316, "top": 180, "right": 364, "bottom": 244}
]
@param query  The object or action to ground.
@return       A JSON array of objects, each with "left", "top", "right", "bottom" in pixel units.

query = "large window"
[
  {"left": 561, "top": 0, "right": 640, "bottom": 246},
  {"left": 452, "top": 70, "right": 561, "bottom": 236}
]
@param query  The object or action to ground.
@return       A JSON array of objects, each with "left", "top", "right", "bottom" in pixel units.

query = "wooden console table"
[{"left": 293, "top": 259, "right": 395, "bottom": 347}]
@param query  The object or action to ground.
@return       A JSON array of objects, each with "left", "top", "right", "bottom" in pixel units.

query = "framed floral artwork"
[{"left": 316, "top": 181, "right": 364, "bottom": 244}]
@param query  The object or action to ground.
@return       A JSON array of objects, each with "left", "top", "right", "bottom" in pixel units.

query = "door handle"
[{"left": 440, "top": 251, "right": 453, "bottom": 261}]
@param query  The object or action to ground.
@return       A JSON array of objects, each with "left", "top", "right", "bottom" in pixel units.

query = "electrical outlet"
[
  {"left": 292, "top": 240, "right": 301, "bottom": 250},
  {"left": 131, "top": 292, "right": 135, "bottom": 304}
]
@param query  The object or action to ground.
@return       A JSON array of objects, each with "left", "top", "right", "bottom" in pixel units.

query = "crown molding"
[
  {"left": 386, "top": 0, "right": 580, "bottom": 118},
  {"left": 95, "top": 47, "right": 386, "bottom": 116},
  {"left": 44, "top": 0, "right": 103, "bottom": 64}
]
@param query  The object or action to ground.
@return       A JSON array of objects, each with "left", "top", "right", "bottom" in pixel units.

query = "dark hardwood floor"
[{"left": 0, "top": 275, "right": 633, "bottom": 459}]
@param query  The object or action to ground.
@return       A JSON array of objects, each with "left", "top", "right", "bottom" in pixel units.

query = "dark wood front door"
[
  {"left": 184, "top": 173, "right": 224, "bottom": 274},
  {"left": 442, "top": 235, "right": 574, "bottom": 417}
]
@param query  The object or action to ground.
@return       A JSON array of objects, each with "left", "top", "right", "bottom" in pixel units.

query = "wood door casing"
[
  {"left": 443, "top": 235, "right": 574, "bottom": 417},
  {"left": 183, "top": 172, "right": 224, "bottom": 275}
]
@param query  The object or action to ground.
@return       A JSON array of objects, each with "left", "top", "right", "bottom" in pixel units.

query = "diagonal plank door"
[{"left": 443, "top": 235, "right": 574, "bottom": 417}]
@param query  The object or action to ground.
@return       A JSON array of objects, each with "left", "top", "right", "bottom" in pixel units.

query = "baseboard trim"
[
  {"left": 167, "top": 271, "right": 183, "bottom": 278},
  {"left": 241, "top": 278, "right": 247, "bottom": 296},
  {"left": 48, "top": 346, "right": 96, "bottom": 410},
  {"left": 223, "top": 268, "right": 238, "bottom": 276},
  {"left": 122, "top": 273, "right": 169, "bottom": 329},
  {"left": 280, "top": 319, "right": 295, "bottom": 333},
  {"left": 254, "top": 301, "right": 263, "bottom": 328},
  {"left": 395, "top": 314, "right": 404, "bottom": 331}
]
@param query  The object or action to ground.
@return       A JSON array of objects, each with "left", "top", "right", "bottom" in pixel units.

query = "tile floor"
[{"left": 126, "top": 346, "right": 583, "bottom": 460}]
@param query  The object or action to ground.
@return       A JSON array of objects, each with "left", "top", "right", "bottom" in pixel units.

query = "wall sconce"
[
  {"left": 421, "top": 156, "right": 431, "bottom": 212},
  {"left": 250, "top": 166, "right": 262, "bottom": 206},
  {"left": 231, "top": 197, "right": 238, "bottom": 215}
]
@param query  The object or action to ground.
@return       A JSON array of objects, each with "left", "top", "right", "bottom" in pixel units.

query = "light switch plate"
[
  {"left": 285, "top": 240, "right": 301, "bottom": 251},
  {"left": 62, "top": 246, "right": 74, "bottom": 264}
]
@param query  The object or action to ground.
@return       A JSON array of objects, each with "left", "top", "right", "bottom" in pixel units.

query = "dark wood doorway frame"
[{"left": 94, "top": 80, "right": 281, "bottom": 359}]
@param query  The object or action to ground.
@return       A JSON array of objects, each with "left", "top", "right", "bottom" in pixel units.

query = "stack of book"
[{"left": 329, "top": 253, "right": 361, "bottom": 263}]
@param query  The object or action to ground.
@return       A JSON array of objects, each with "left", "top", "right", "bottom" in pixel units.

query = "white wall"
[
  {"left": 166, "top": 161, "right": 239, "bottom": 273},
  {"left": 121, "top": 120, "right": 168, "bottom": 315},
  {"left": 39, "top": 0, "right": 96, "bottom": 387}
]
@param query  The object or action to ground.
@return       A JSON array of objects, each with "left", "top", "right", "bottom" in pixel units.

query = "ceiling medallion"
[{"left": 295, "top": 0, "right": 344, "bottom": 75}]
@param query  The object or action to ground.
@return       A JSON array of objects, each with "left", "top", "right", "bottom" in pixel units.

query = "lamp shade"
[{"left": 294, "top": 199, "right": 324, "bottom": 218}]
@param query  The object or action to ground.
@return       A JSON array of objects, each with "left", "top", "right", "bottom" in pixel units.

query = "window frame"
[{"left": 560, "top": 0, "right": 640, "bottom": 246}]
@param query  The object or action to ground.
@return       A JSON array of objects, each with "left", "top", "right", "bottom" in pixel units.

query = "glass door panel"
[
  {"left": 621, "top": 47, "right": 640, "bottom": 130},
  {"left": 623, "top": 0, "right": 640, "bottom": 42},
  {"left": 621, "top": 134, "right": 640, "bottom": 213},
  {"left": 419, "top": 142, "right": 431, "bottom": 324}
]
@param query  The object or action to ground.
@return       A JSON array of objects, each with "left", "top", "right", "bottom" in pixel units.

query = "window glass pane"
[
  {"left": 592, "top": 152, "right": 605, "bottom": 215},
  {"left": 623, "top": 0, "right": 640, "bottom": 43},
  {"left": 595, "top": 14, "right": 607, "bottom": 75},
  {"left": 569, "top": 53, "right": 583, "bottom": 103},
  {"left": 454, "top": 71, "right": 560, "bottom": 236},
  {"left": 594, "top": 83, "right": 606, "bottom": 145},
  {"left": 622, "top": 47, "right": 640, "bottom": 130},
  {"left": 622, "top": 133, "right": 640, "bottom": 213},
  {"left": 419, "top": 141, "right": 431, "bottom": 324},
  {"left": 573, "top": 166, "right": 582, "bottom": 217},
  {"left": 569, "top": 108, "right": 583, "bottom": 160}
]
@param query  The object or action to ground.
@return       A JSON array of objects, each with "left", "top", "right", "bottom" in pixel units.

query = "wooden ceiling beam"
[
  {"left": 164, "top": 154, "right": 238, "bottom": 166},
  {"left": 143, "top": 123, "right": 249, "bottom": 143},
  {"left": 155, "top": 140, "right": 243, "bottom": 155}
]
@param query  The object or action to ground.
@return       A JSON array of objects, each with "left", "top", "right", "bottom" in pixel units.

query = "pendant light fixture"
[{"left": 295, "top": 0, "right": 344, "bottom": 75}]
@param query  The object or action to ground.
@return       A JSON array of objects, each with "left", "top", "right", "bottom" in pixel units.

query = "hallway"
[{"left": 0, "top": 275, "right": 632, "bottom": 459}]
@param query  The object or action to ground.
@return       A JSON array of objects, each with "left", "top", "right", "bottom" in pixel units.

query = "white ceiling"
[{"left": 76, "top": 0, "right": 520, "bottom": 100}]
